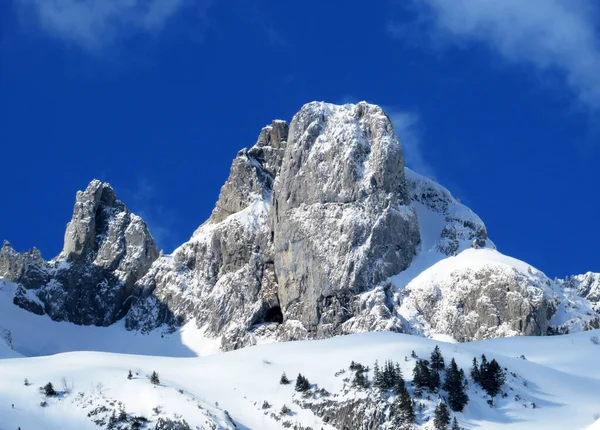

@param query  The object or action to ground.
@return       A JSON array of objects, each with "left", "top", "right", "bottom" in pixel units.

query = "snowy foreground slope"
[{"left": 1, "top": 330, "right": 599, "bottom": 430}]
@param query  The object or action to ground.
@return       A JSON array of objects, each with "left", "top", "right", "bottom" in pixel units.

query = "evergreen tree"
[
  {"left": 451, "top": 417, "right": 461, "bottom": 430},
  {"left": 295, "top": 374, "right": 310, "bottom": 392},
  {"left": 395, "top": 362, "right": 403, "bottom": 382},
  {"left": 43, "top": 382, "right": 56, "bottom": 396},
  {"left": 470, "top": 357, "right": 480, "bottom": 383},
  {"left": 150, "top": 371, "right": 160, "bottom": 385},
  {"left": 393, "top": 384, "right": 416, "bottom": 426},
  {"left": 377, "top": 360, "right": 398, "bottom": 390},
  {"left": 413, "top": 359, "right": 431, "bottom": 391},
  {"left": 430, "top": 346, "right": 445, "bottom": 372},
  {"left": 429, "top": 368, "right": 441, "bottom": 391},
  {"left": 433, "top": 402, "right": 451, "bottom": 430},
  {"left": 393, "top": 367, "right": 406, "bottom": 396},
  {"left": 352, "top": 363, "right": 370, "bottom": 389},
  {"left": 443, "top": 359, "right": 469, "bottom": 412},
  {"left": 280, "top": 372, "right": 290, "bottom": 385},
  {"left": 107, "top": 411, "right": 117, "bottom": 430},
  {"left": 480, "top": 355, "right": 489, "bottom": 374},
  {"left": 373, "top": 360, "right": 381, "bottom": 388},
  {"left": 480, "top": 359, "right": 505, "bottom": 399}
]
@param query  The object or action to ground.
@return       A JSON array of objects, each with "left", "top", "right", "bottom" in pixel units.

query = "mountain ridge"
[{"left": 1, "top": 101, "right": 598, "bottom": 353}]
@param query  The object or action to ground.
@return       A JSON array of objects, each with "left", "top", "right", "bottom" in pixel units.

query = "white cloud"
[
  {"left": 15, "top": 0, "right": 211, "bottom": 50},
  {"left": 387, "top": 110, "right": 436, "bottom": 179},
  {"left": 395, "top": 0, "right": 600, "bottom": 109}
]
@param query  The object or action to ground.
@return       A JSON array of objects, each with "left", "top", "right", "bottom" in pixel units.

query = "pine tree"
[
  {"left": 430, "top": 346, "right": 445, "bottom": 372},
  {"left": 150, "top": 371, "right": 160, "bottom": 385},
  {"left": 429, "top": 368, "right": 441, "bottom": 391},
  {"left": 395, "top": 362, "right": 403, "bottom": 382},
  {"left": 377, "top": 360, "right": 397, "bottom": 390},
  {"left": 470, "top": 357, "right": 480, "bottom": 383},
  {"left": 280, "top": 372, "right": 290, "bottom": 385},
  {"left": 43, "top": 382, "right": 56, "bottom": 396},
  {"left": 443, "top": 359, "right": 469, "bottom": 412},
  {"left": 373, "top": 360, "right": 383, "bottom": 389},
  {"left": 393, "top": 384, "right": 416, "bottom": 426},
  {"left": 451, "top": 416, "right": 461, "bottom": 430},
  {"left": 413, "top": 359, "right": 431, "bottom": 391},
  {"left": 480, "top": 355, "right": 489, "bottom": 374},
  {"left": 107, "top": 410, "right": 117, "bottom": 430},
  {"left": 434, "top": 402, "right": 451, "bottom": 430},
  {"left": 480, "top": 359, "right": 505, "bottom": 399},
  {"left": 295, "top": 374, "right": 310, "bottom": 392},
  {"left": 393, "top": 367, "right": 406, "bottom": 396}
]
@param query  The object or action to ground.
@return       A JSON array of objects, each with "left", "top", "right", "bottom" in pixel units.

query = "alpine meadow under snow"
[{"left": 1, "top": 102, "right": 599, "bottom": 429}]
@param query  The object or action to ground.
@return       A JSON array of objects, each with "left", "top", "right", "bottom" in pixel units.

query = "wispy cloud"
[
  {"left": 390, "top": 0, "right": 600, "bottom": 110},
  {"left": 386, "top": 109, "right": 436, "bottom": 179},
  {"left": 14, "top": 0, "right": 213, "bottom": 51}
]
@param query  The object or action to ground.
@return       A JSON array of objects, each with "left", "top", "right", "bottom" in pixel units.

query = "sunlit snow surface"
[{"left": 1, "top": 302, "right": 599, "bottom": 430}]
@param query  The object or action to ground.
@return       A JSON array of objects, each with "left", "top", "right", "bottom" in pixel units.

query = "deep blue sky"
[{"left": 1, "top": 0, "right": 599, "bottom": 278}]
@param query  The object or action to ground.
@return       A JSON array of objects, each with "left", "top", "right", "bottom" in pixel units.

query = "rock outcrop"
[
  {"left": 126, "top": 120, "right": 289, "bottom": 349},
  {"left": 271, "top": 102, "right": 420, "bottom": 337},
  {"left": 2, "top": 101, "right": 598, "bottom": 350},
  {"left": 125, "top": 103, "right": 422, "bottom": 348},
  {"left": 0, "top": 181, "right": 158, "bottom": 326}
]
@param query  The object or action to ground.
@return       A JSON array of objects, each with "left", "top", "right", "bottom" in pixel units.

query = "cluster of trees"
[
  {"left": 433, "top": 403, "right": 461, "bottom": 430},
  {"left": 412, "top": 346, "right": 448, "bottom": 395},
  {"left": 277, "top": 346, "right": 507, "bottom": 430},
  {"left": 295, "top": 374, "right": 311, "bottom": 392},
  {"left": 470, "top": 355, "right": 506, "bottom": 400},
  {"left": 42, "top": 382, "right": 57, "bottom": 397},
  {"left": 350, "top": 359, "right": 415, "bottom": 428},
  {"left": 412, "top": 347, "right": 469, "bottom": 413}
]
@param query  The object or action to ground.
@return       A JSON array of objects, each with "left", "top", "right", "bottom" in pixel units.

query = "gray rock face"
[
  {"left": 399, "top": 262, "right": 549, "bottom": 341},
  {"left": 127, "top": 102, "right": 421, "bottom": 349},
  {"left": 555, "top": 272, "right": 600, "bottom": 330},
  {"left": 0, "top": 181, "right": 158, "bottom": 326},
  {"left": 271, "top": 102, "right": 420, "bottom": 336},
  {"left": 126, "top": 122, "right": 288, "bottom": 349},
  {"left": 206, "top": 121, "right": 288, "bottom": 225},
  {"left": 405, "top": 168, "right": 488, "bottom": 255}
]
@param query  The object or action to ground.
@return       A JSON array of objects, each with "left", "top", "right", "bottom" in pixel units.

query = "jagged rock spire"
[{"left": 1, "top": 179, "right": 159, "bottom": 326}]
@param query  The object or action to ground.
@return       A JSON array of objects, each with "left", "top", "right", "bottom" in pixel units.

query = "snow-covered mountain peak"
[{"left": 1, "top": 101, "right": 598, "bottom": 352}]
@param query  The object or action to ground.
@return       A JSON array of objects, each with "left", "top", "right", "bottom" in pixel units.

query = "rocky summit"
[
  {"left": 1, "top": 101, "right": 599, "bottom": 351},
  {"left": 0, "top": 180, "right": 158, "bottom": 326}
]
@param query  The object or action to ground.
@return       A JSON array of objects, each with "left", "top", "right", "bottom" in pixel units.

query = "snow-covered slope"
[
  {"left": 389, "top": 169, "right": 598, "bottom": 342},
  {"left": 1, "top": 330, "right": 599, "bottom": 430}
]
